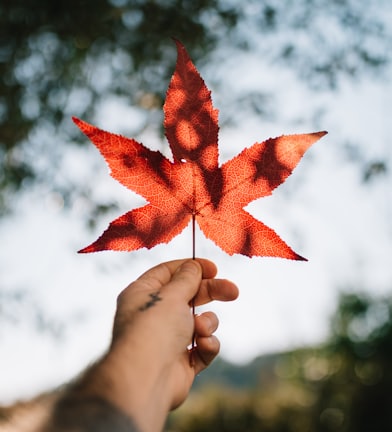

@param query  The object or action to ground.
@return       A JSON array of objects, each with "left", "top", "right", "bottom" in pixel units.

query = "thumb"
[{"left": 167, "top": 260, "right": 202, "bottom": 301}]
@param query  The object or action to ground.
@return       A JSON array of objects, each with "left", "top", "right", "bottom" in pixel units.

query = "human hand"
[
  {"left": 106, "top": 258, "right": 238, "bottom": 430},
  {"left": 45, "top": 258, "right": 238, "bottom": 432}
]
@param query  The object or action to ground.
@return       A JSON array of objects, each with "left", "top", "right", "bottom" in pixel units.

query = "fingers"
[
  {"left": 120, "top": 258, "right": 238, "bottom": 309},
  {"left": 165, "top": 261, "right": 239, "bottom": 305},
  {"left": 134, "top": 258, "right": 217, "bottom": 293},
  {"left": 194, "top": 311, "right": 218, "bottom": 336},
  {"left": 119, "top": 258, "right": 217, "bottom": 306},
  {"left": 168, "top": 260, "right": 203, "bottom": 297},
  {"left": 194, "top": 277, "right": 239, "bottom": 307},
  {"left": 191, "top": 312, "right": 220, "bottom": 374},
  {"left": 192, "top": 335, "right": 221, "bottom": 375}
]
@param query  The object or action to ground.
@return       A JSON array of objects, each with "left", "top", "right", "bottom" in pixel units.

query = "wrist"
[{"left": 85, "top": 338, "right": 173, "bottom": 432}]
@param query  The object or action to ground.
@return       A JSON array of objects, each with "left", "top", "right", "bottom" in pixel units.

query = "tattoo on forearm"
[
  {"left": 45, "top": 396, "right": 139, "bottom": 432},
  {"left": 138, "top": 291, "right": 162, "bottom": 311}
]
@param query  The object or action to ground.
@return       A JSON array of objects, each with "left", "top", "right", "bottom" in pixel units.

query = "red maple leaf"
[{"left": 74, "top": 40, "right": 326, "bottom": 260}]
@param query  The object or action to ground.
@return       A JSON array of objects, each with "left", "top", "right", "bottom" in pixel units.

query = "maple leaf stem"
[
  {"left": 192, "top": 212, "right": 196, "bottom": 260},
  {"left": 190, "top": 300, "right": 196, "bottom": 366},
  {"left": 190, "top": 212, "right": 196, "bottom": 366}
]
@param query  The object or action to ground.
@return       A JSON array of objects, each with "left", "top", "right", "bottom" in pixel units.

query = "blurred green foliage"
[
  {"left": 167, "top": 292, "right": 392, "bottom": 431},
  {"left": 0, "top": 0, "right": 239, "bottom": 212},
  {"left": 1, "top": 0, "right": 391, "bottom": 216}
]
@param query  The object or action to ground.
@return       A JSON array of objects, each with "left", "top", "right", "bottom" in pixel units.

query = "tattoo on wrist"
[
  {"left": 138, "top": 291, "right": 162, "bottom": 311},
  {"left": 46, "top": 395, "right": 139, "bottom": 432}
]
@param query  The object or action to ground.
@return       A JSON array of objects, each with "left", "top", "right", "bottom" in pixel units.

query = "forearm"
[
  {"left": 44, "top": 394, "right": 139, "bottom": 432},
  {"left": 44, "top": 344, "right": 172, "bottom": 432}
]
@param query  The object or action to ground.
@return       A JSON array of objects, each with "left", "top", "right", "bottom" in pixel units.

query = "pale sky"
[{"left": 1, "top": 7, "right": 392, "bottom": 403}]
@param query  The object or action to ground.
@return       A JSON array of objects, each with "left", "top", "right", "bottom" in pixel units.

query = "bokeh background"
[{"left": 1, "top": 1, "right": 392, "bottom": 430}]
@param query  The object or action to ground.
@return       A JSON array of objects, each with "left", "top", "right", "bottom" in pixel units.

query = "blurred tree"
[
  {"left": 312, "top": 292, "right": 392, "bottom": 431},
  {"left": 167, "top": 292, "right": 392, "bottom": 431},
  {"left": 1, "top": 0, "right": 391, "bottom": 216},
  {"left": 0, "top": 0, "right": 239, "bottom": 213}
]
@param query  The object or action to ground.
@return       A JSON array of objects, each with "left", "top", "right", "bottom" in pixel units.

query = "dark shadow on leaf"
[
  {"left": 252, "top": 138, "right": 292, "bottom": 190},
  {"left": 80, "top": 205, "right": 189, "bottom": 252}
]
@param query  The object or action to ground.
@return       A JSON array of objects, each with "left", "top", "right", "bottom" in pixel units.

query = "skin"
[{"left": 45, "top": 258, "right": 239, "bottom": 432}]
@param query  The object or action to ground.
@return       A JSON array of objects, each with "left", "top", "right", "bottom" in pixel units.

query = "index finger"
[{"left": 194, "top": 278, "right": 239, "bottom": 306}]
